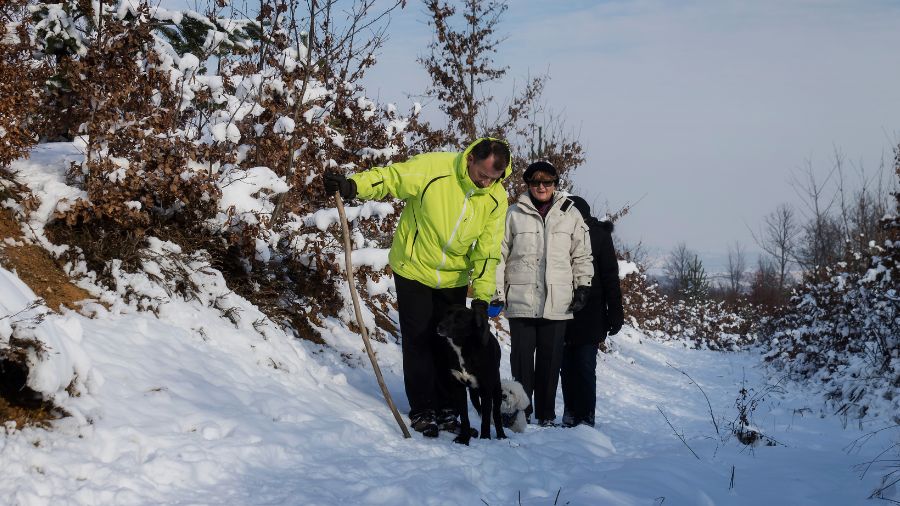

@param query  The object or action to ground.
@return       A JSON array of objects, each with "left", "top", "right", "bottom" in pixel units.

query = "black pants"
[
  {"left": 394, "top": 273, "right": 467, "bottom": 417},
  {"left": 508, "top": 318, "right": 567, "bottom": 422},
  {"left": 561, "top": 342, "right": 598, "bottom": 426}
]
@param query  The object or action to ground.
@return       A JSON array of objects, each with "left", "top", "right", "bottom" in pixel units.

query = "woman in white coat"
[{"left": 497, "top": 161, "right": 594, "bottom": 426}]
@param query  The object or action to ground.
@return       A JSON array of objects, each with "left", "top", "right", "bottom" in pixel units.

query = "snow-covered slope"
[{"left": 1, "top": 272, "right": 894, "bottom": 505}]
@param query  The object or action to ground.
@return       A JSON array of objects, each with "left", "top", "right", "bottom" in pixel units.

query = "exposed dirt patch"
[
  {"left": 0, "top": 209, "right": 93, "bottom": 311},
  {"left": 0, "top": 352, "right": 64, "bottom": 430},
  {"left": 1, "top": 208, "right": 88, "bottom": 429}
]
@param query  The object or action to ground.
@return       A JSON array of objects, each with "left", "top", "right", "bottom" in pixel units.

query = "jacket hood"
[
  {"left": 590, "top": 216, "right": 615, "bottom": 233},
  {"left": 569, "top": 195, "right": 615, "bottom": 232}
]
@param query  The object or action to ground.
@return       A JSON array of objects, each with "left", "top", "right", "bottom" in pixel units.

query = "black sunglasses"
[{"left": 527, "top": 179, "right": 557, "bottom": 188}]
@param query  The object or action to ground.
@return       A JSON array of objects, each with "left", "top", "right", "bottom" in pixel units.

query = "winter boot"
[
  {"left": 437, "top": 408, "right": 460, "bottom": 433},
  {"left": 410, "top": 410, "right": 439, "bottom": 438}
]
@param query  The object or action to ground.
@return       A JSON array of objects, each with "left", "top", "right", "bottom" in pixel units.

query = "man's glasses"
[{"left": 527, "top": 179, "right": 557, "bottom": 188}]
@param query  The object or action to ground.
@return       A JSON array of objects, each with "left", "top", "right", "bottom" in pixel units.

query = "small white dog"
[{"left": 500, "top": 379, "right": 530, "bottom": 433}]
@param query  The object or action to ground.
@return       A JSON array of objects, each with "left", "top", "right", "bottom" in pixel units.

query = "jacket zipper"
[
  {"left": 524, "top": 195, "right": 559, "bottom": 317},
  {"left": 539, "top": 210, "right": 550, "bottom": 317},
  {"left": 436, "top": 188, "right": 475, "bottom": 287}
]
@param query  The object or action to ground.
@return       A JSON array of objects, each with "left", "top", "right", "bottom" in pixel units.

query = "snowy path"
[{"left": 1, "top": 299, "right": 893, "bottom": 505}]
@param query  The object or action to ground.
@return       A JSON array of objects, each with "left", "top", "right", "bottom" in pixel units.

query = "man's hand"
[
  {"left": 323, "top": 172, "right": 357, "bottom": 199},
  {"left": 471, "top": 299, "right": 489, "bottom": 331},
  {"left": 566, "top": 286, "right": 590, "bottom": 313}
]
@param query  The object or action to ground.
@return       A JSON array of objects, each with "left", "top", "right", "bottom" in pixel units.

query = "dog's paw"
[
  {"left": 495, "top": 431, "right": 507, "bottom": 440},
  {"left": 453, "top": 434, "right": 471, "bottom": 445}
]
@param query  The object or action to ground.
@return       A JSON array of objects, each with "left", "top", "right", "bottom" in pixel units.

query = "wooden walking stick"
[{"left": 334, "top": 192, "right": 411, "bottom": 438}]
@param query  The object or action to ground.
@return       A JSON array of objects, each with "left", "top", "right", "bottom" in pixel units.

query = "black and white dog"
[{"left": 436, "top": 305, "right": 506, "bottom": 445}]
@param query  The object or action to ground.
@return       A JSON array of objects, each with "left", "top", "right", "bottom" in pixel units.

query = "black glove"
[
  {"left": 471, "top": 299, "right": 489, "bottom": 332},
  {"left": 323, "top": 172, "right": 357, "bottom": 200},
  {"left": 607, "top": 307, "right": 624, "bottom": 336},
  {"left": 566, "top": 285, "right": 590, "bottom": 313}
]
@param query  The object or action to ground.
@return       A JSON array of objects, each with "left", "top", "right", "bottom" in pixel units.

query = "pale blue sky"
[{"left": 362, "top": 0, "right": 900, "bottom": 267}]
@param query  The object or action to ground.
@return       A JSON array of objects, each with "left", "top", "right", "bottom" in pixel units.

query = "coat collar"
[{"left": 515, "top": 191, "right": 567, "bottom": 216}]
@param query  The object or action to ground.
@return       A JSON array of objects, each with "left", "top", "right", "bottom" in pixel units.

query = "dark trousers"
[
  {"left": 508, "top": 318, "right": 567, "bottom": 422},
  {"left": 394, "top": 273, "right": 467, "bottom": 417},
  {"left": 561, "top": 343, "right": 599, "bottom": 426}
]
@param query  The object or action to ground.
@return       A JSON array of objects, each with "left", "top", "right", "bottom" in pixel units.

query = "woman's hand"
[{"left": 566, "top": 286, "right": 590, "bottom": 313}]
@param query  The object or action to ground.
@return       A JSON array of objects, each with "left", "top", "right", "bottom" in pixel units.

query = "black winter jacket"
[{"left": 565, "top": 218, "right": 624, "bottom": 346}]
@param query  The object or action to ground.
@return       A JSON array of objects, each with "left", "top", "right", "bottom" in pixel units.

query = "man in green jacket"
[{"left": 324, "top": 138, "right": 511, "bottom": 437}]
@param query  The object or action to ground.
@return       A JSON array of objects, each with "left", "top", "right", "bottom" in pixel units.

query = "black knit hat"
[
  {"left": 523, "top": 161, "right": 558, "bottom": 181},
  {"left": 567, "top": 195, "right": 591, "bottom": 220}
]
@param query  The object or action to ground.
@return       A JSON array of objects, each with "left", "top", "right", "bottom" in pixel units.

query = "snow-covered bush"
[
  {"left": 6, "top": 0, "right": 428, "bottom": 343},
  {"left": 620, "top": 256, "right": 759, "bottom": 351},
  {"left": 54, "top": 13, "right": 223, "bottom": 231},
  {"left": 0, "top": 1, "right": 48, "bottom": 170},
  {"left": 763, "top": 148, "right": 900, "bottom": 422}
]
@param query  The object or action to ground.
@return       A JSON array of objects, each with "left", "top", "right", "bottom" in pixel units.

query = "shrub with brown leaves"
[
  {"left": 0, "top": 1, "right": 49, "bottom": 170},
  {"left": 620, "top": 256, "right": 759, "bottom": 351}
]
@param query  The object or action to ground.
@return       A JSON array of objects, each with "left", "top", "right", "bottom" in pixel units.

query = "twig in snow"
[
  {"left": 666, "top": 362, "right": 719, "bottom": 437},
  {"left": 855, "top": 442, "right": 900, "bottom": 480},
  {"left": 844, "top": 424, "right": 900, "bottom": 454},
  {"left": 0, "top": 299, "right": 44, "bottom": 322},
  {"left": 657, "top": 405, "right": 700, "bottom": 460},
  {"left": 869, "top": 466, "right": 900, "bottom": 504},
  {"left": 845, "top": 425, "right": 900, "bottom": 502},
  {"left": 554, "top": 487, "right": 562, "bottom": 505}
]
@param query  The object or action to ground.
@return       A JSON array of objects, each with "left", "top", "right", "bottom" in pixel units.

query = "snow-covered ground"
[
  {"left": 1, "top": 270, "right": 895, "bottom": 505},
  {"left": 2, "top": 143, "right": 896, "bottom": 505}
]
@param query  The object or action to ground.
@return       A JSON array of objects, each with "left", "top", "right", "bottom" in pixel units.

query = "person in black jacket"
[{"left": 561, "top": 196, "right": 625, "bottom": 427}]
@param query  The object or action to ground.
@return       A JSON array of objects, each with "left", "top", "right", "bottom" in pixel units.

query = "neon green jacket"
[{"left": 350, "top": 138, "right": 511, "bottom": 302}]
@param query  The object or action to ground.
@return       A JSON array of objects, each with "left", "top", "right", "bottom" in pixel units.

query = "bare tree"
[
  {"left": 791, "top": 156, "right": 842, "bottom": 280},
  {"left": 416, "top": 0, "right": 585, "bottom": 195},
  {"left": 418, "top": 0, "right": 511, "bottom": 143},
  {"left": 618, "top": 239, "right": 648, "bottom": 267},
  {"left": 835, "top": 150, "right": 895, "bottom": 266},
  {"left": 725, "top": 241, "right": 746, "bottom": 298},
  {"left": 750, "top": 203, "right": 798, "bottom": 291},
  {"left": 664, "top": 242, "right": 694, "bottom": 299},
  {"left": 506, "top": 105, "right": 585, "bottom": 196}
]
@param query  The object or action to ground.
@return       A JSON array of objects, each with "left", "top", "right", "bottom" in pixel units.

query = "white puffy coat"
[{"left": 497, "top": 193, "right": 593, "bottom": 320}]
